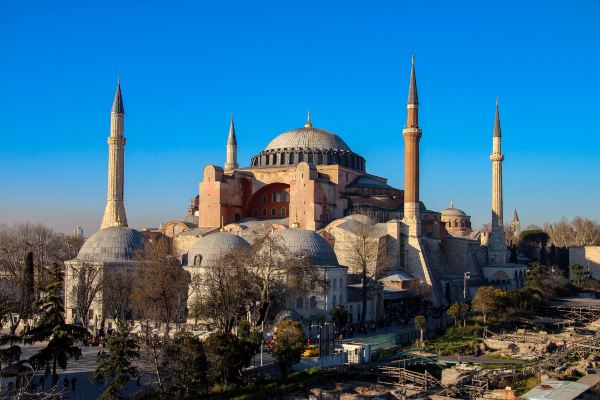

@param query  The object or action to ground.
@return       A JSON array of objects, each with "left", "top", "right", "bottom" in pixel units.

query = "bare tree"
[
  {"left": 189, "top": 252, "right": 255, "bottom": 332},
  {"left": 131, "top": 237, "right": 187, "bottom": 393},
  {"left": 545, "top": 216, "right": 600, "bottom": 247},
  {"left": 342, "top": 221, "right": 388, "bottom": 326},
  {"left": 66, "top": 262, "right": 103, "bottom": 327},
  {"left": 103, "top": 267, "right": 134, "bottom": 321},
  {"left": 244, "top": 232, "right": 321, "bottom": 327}
]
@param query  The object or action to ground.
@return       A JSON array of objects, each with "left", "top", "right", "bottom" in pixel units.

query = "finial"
[
  {"left": 117, "top": 75, "right": 120, "bottom": 85},
  {"left": 450, "top": 201, "right": 454, "bottom": 208},
  {"left": 304, "top": 108, "right": 312, "bottom": 128},
  {"left": 412, "top": 53, "right": 415, "bottom": 65},
  {"left": 291, "top": 209, "right": 301, "bottom": 229},
  {"left": 496, "top": 97, "right": 499, "bottom": 107},
  {"left": 220, "top": 215, "right": 225, "bottom": 232},
  {"left": 230, "top": 112, "right": 234, "bottom": 121}
]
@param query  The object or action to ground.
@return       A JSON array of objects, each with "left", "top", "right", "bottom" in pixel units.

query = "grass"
[
  {"left": 423, "top": 324, "right": 484, "bottom": 356},
  {"left": 200, "top": 368, "right": 340, "bottom": 399}
]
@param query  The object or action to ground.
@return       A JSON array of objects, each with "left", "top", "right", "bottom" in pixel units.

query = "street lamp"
[{"left": 463, "top": 272, "right": 471, "bottom": 302}]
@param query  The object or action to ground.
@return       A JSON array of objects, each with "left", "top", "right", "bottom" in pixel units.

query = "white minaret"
[
  {"left": 224, "top": 114, "right": 238, "bottom": 170},
  {"left": 100, "top": 78, "right": 128, "bottom": 229},
  {"left": 488, "top": 98, "right": 507, "bottom": 264}
]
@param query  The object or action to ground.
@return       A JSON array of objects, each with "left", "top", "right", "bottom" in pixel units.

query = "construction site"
[{"left": 284, "top": 297, "right": 600, "bottom": 399}]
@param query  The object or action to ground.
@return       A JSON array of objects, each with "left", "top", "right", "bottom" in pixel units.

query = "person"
[
  {"left": 63, "top": 377, "right": 69, "bottom": 390},
  {"left": 71, "top": 376, "right": 77, "bottom": 391}
]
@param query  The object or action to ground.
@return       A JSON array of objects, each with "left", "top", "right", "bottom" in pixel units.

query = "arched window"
[
  {"left": 296, "top": 296, "right": 304, "bottom": 309},
  {"left": 333, "top": 279, "right": 337, "bottom": 290},
  {"left": 281, "top": 208, "right": 287, "bottom": 217},
  {"left": 310, "top": 296, "right": 318, "bottom": 309},
  {"left": 253, "top": 208, "right": 258, "bottom": 217},
  {"left": 289, "top": 152, "right": 295, "bottom": 163},
  {"left": 265, "top": 154, "right": 270, "bottom": 165},
  {"left": 261, "top": 194, "right": 267, "bottom": 204},
  {"left": 280, "top": 153, "right": 286, "bottom": 164},
  {"left": 194, "top": 255, "right": 202, "bottom": 266},
  {"left": 339, "top": 294, "right": 343, "bottom": 304},
  {"left": 262, "top": 208, "right": 267, "bottom": 216},
  {"left": 271, "top": 208, "right": 276, "bottom": 216},
  {"left": 332, "top": 294, "right": 337, "bottom": 307}
]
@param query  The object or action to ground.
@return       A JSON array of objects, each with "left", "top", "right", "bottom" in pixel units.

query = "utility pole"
[{"left": 463, "top": 272, "right": 471, "bottom": 302}]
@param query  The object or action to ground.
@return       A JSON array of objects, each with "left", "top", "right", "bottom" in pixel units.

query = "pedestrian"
[{"left": 71, "top": 376, "right": 77, "bottom": 391}]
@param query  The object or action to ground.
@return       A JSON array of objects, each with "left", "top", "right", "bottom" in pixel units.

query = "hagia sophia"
[{"left": 65, "top": 58, "right": 527, "bottom": 332}]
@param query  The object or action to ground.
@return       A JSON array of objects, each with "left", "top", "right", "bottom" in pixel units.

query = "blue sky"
[{"left": 1, "top": 0, "right": 599, "bottom": 235}]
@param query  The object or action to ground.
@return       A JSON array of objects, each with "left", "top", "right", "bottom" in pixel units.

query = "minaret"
[
  {"left": 488, "top": 98, "right": 507, "bottom": 264},
  {"left": 224, "top": 114, "right": 238, "bottom": 170},
  {"left": 510, "top": 209, "right": 521, "bottom": 242},
  {"left": 100, "top": 78, "right": 128, "bottom": 229},
  {"left": 402, "top": 55, "right": 422, "bottom": 236}
]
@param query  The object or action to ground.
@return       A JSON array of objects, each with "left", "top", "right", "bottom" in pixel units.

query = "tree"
[
  {"left": 342, "top": 221, "right": 387, "bottom": 326},
  {"left": 569, "top": 264, "right": 589, "bottom": 285},
  {"left": 272, "top": 320, "right": 306, "bottom": 377},
  {"left": 447, "top": 303, "right": 468, "bottom": 327},
  {"left": 545, "top": 217, "right": 600, "bottom": 248},
  {"left": 161, "top": 331, "right": 208, "bottom": 398},
  {"left": 189, "top": 251, "right": 254, "bottom": 332},
  {"left": 244, "top": 232, "right": 319, "bottom": 328},
  {"left": 92, "top": 319, "right": 139, "bottom": 400},
  {"left": 204, "top": 332, "right": 247, "bottom": 386},
  {"left": 67, "top": 262, "right": 103, "bottom": 326},
  {"left": 103, "top": 268, "right": 134, "bottom": 321},
  {"left": 471, "top": 286, "right": 504, "bottom": 323},
  {"left": 525, "top": 262, "right": 565, "bottom": 298},
  {"left": 25, "top": 263, "right": 87, "bottom": 385},
  {"left": 236, "top": 320, "right": 262, "bottom": 365},
  {"left": 414, "top": 315, "right": 426, "bottom": 343},
  {"left": 131, "top": 237, "right": 187, "bottom": 393},
  {"left": 331, "top": 305, "right": 349, "bottom": 332}
]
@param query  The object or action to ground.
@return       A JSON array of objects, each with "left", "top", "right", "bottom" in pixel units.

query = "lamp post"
[{"left": 463, "top": 272, "right": 471, "bottom": 302}]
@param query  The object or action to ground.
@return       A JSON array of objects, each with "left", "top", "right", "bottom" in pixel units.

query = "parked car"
[{"left": 302, "top": 344, "right": 320, "bottom": 357}]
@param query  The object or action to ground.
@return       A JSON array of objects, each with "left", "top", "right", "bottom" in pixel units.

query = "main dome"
[
  {"left": 264, "top": 127, "right": 352, "bottom": 152},
  {"left": 251, "top": 124, "right": 365, "bottom": 172},
  {"left": 77, "top": 226, "right": 147, "bottom": 262}
]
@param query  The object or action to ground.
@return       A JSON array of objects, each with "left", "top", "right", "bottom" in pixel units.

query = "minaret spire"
[
  {"left": 225, "top": 113, "right": 238, "bottom": 170},
  {"left": 402, "top": 55, "right": 423, "bottom": 236},
  {"left": 101, "top": 78, "right": 128, "bottom": 229},
  {"left": 488, "top": 98, "right": 506, "bottom": 264}
]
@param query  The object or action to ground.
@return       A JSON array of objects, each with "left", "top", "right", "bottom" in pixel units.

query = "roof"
[
  {"left": 441, "top": 202, "right": 468, "bottom": 217},
  {"left": 407, "top": 56, "right": 418, "bottom": 105},
  {"left": 346, "top": 175, "right": 394, "bottom": 190},
  {"left": 77, "top": 226, "right": 146, "bottom": 262},
  {"left": 522, "top": 379, "right": 591, "bottom": 400},
  {"left": 111, "top": 79, "right": 124, "bottom": 114},
  {"left": 272, "top": 228, "right": 339, "bottom": 266},
  {"left": 187, "top": 232, "right": 250, "bottom": 267},
  {"left": 264, "top": 126, "right": 351, "bottom": 152},
  {"left": 493, "top": 99, "right": 501, "bottom": 137},
  {"left": 380, "top": 272, "right": 417, "bottom": 282}
]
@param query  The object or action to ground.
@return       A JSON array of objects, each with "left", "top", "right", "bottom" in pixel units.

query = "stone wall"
[{"left": 569, "top": 246, "right": 600, "bottom": 280}]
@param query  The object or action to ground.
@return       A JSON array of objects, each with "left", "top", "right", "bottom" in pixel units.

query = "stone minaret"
[
  {"left": 488, "top": 99, "right": 507, "bottom": 264},
  {"left": 100, "top": 78, "right": 128, "bottom": 229},
  {"left": 224, "top": 114, "right": 238, "bottom": 170},
  {"left": 402, "top": 55, "right": 422, "bottom": 236}
]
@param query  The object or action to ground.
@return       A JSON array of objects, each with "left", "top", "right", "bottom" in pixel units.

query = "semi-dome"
[
  {"left": 272, "top": 228, "right": 338, "bottom": 266},
  {"left": 187, "top": 232, "right": 250, "bottom": 267},
  {"left": 77, "top": 226, "right": 147, "bottom": 262},
  {"left": 265, "top": 127, "right": 352, "bottom": 152}
]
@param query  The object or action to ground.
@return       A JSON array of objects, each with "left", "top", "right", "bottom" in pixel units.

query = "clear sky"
[{"left": 1, "top": 0, "right": 599, "bottom": 235}]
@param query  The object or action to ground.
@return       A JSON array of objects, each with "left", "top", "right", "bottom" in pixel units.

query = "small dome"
[
  {"left": 187, "top": 232, "right": 250, "bottom": 267},
  {"left": 441, "top": 203, "right": 467, "bottom": 217},
  {"left": 77, "top": 226, "right": 147, "bottom": 262},
  {"left": 273, "top": 228, "right": 338, "bottom": 266},
  {"left": 265, "top": 127, "right": 351, "bottom": 152}
]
